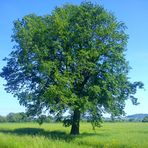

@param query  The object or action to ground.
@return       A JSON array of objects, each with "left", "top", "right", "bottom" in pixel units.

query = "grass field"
[{"left": 0, "top": 122, "right": 147, "bottom": 148}]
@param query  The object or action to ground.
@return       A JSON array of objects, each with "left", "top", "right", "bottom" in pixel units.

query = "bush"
[
  {"left": 142, "top": 116, "right": 148, "bottom": 122},
  {"left": 0, "top": 116, "right": 7, "bottom": 122}
]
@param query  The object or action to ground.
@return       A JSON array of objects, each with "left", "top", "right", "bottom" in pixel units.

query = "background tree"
[
  {"left": 6, "top": 112, "right": 27, "bottom": 122},
  {"left": 0, "top": 115, "right": 7, "bottom": 122},
  {"left": 142, "top": 116, "right": 148, "bottom": 122},
  {"left": 37, "top": 115, "right": 47, "bottom": 125},
  {"left": 6, "top": 113, "right": 19, "bottom": 122},
  {"left": 0, "top": 2, "right": 143, "bottom": 135}
]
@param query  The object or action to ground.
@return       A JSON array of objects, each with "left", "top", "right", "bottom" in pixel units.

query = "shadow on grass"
[{"left": 0, "top": 127, "right": 108, "bottom": 142}]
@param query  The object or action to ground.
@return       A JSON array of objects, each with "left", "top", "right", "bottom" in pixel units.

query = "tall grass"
[{"left": 0, "top": 122, "right": 147, "bottom": 148}]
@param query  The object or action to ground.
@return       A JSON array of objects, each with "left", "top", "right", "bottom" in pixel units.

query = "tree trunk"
[{"left": 70, "top": 109, "right": 80, "bottom": 135}]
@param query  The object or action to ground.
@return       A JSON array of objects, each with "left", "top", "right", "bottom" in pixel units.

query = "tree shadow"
[
  {"left": 0, "top": 127, "right": 108, "bottom": 142},
  {"left": 0, "top": 128, "right": 72, "bottom": 141},
  {"left": 0, "top": 127, "right": 112, "bottom": 148}
]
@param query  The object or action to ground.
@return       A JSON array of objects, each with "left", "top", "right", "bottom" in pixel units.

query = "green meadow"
[{"left": 0, "top": 122, "right": 147, "bottom": 148}]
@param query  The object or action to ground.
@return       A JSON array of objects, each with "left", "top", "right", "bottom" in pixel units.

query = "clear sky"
[{"left": 0, "top": 0, "right": 148, "bottom": 116}]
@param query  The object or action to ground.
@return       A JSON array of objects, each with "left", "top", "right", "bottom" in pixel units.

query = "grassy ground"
[{"left": 0, "top": 122, "right": 147, "bottom": 148}]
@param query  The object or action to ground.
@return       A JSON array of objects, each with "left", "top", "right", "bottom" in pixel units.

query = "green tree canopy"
[
  {"left": 6, "top": 112, "right": 25, "bottom": 122},
  {"left": 142, "top": 116, "right": 148, "bottom": 122},
  {"left": 0, "top": 2, "right": 143, "bottom": 134},
  {"left": 0, "top": 115, "right": 7, "bottom": 122}
]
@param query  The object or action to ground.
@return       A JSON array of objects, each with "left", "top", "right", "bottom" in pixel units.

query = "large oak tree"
[{"left": 1, "top": 2, "right": 143, "bottom": 134}]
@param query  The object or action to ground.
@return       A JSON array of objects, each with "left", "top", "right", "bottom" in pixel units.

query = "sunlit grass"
[{"left": 0, "top": 122, "right": 147, "bottom": 148}]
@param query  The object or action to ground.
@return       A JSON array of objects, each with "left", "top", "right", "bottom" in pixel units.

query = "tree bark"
[{"left": 70, "top": 109, "right": 80, "bottom": 135}]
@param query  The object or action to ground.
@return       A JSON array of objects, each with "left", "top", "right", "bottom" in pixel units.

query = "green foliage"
[
  {"left": 0, "top": 116, "right": 7, "bottom": 122},
  {"left": 63, "top": 117, "right": 72, "bottom": 127},
  {"left": 37, "top": 115, "right": 47, "bottom": 125},
  {"left": 6, "top": 112, "right": 27, "bottom": 122},
  {"left": 142, "top": 116, "right": 148, "bottom": 122},
  {"left": 0, "top": 112, "right": 53, "bottom": 123},
  {"left": 0, "top": 2, "right": 143, "bottom": 133}
]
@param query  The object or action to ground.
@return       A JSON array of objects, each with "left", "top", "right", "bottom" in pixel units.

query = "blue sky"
[{"left": 0, "top": 0, "right": 148, "bottom": 116}]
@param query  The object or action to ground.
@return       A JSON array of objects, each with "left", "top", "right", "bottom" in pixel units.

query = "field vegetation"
[{"left": 0, "top": 122, "right": 147, "bottom": 148}]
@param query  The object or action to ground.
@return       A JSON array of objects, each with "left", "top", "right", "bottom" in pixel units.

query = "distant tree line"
[
  {"left": 102, "top": 116, "right": 148, "bottom": 122},
  {"left": 0, "top": 112, "right": 53, "bottom": 123},
  {"left": 0, "top": 112, "right": 148, "bottom": 123}
]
